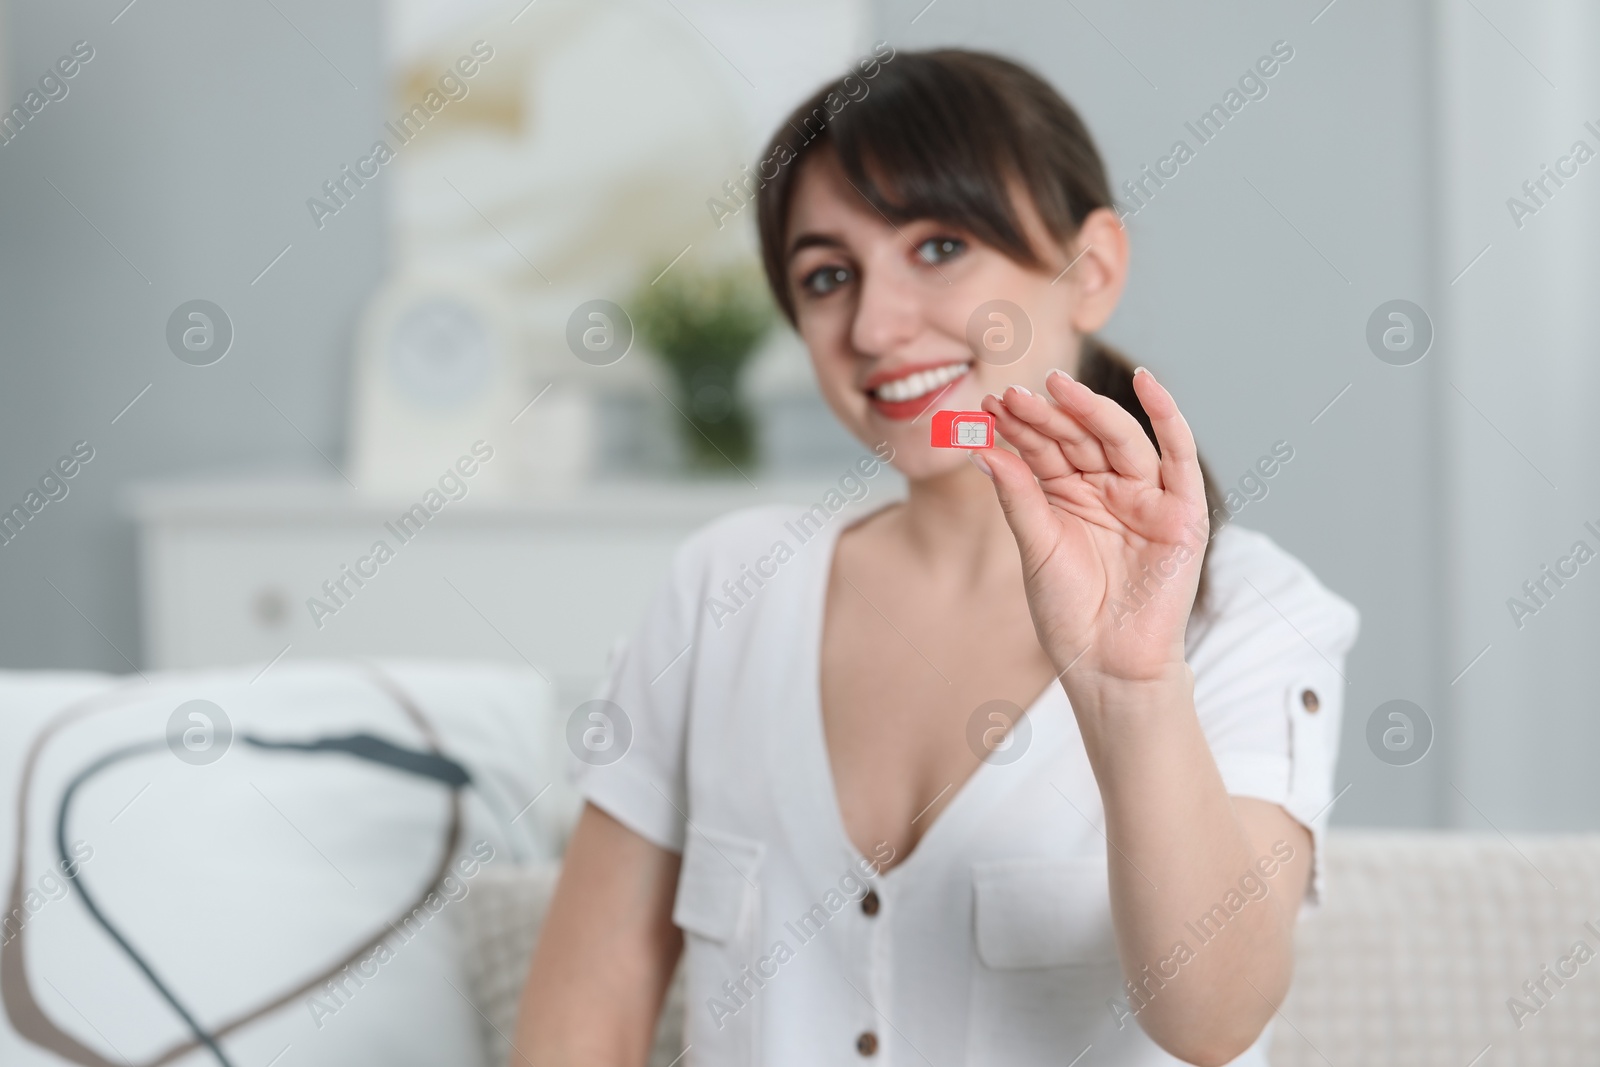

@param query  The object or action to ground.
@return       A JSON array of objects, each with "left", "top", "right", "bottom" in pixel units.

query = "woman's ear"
[{"left": 1060, "top": 207, "right": 1129, "bottom": 334}]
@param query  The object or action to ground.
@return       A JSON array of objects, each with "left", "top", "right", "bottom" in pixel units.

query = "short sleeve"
[
  {"left": 571, "top": 535, "right": 710, "bottom": 854},
  {"left": 1187, "top": 526, "right": 1360, "bottom": 910}
]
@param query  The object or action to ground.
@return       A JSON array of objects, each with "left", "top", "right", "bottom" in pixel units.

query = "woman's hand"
[
  {"left": 978, "top": 369, "right": 1305, "bottom": 1065},
  {"left": 975, "top": 367, "right": 1208, "bottom": 686}
]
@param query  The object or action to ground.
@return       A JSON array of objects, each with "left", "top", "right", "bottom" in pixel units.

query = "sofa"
[
  {"left": 455, "top": 835, "right": 1600, "bottom": 1067},
  {"left": 4, "top": 662, "right": 1595, "bottom": 1066}
]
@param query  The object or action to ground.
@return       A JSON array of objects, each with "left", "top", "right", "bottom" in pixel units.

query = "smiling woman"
[
  {"left": 756, "top": 48, "right": 1229, "bottom": 604},
  {"left": 517, "top": 49, "right": 1359, "bottom": 1067}
]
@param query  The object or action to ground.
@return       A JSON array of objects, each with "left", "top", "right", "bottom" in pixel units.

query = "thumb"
[{"left": 971, "top": 448, "right": 1057, "bottom": 572}]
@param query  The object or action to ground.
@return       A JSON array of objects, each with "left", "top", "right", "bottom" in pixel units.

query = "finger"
[
  {"left": 1044, "top": 369, "right": 1161, "bottom": 483},
  {"left": 1132, "top": 367, "right": 1206, "bottom": 505},
  {"left": 991, "top": 381, "right": 1111, "bottom": 474},
  {"left": 970, "top": 446, "right": 1059, "bottom": 573},
  {"left": 981, "top": 389, "right": 1077, "bottom": 481}
]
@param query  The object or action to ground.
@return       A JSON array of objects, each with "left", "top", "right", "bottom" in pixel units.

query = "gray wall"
[
  {"left": 872, "top": 0, "right": 1446, "bottom": 828},
  {"left": 8, "top": 0, "right": 1594, "bottom": 834},
  {"left": 1437, "top": 2, "right": 1600, "bottom": 833},
  {"left": 0, "top": 0, "right": 386, "bottom": 670}
]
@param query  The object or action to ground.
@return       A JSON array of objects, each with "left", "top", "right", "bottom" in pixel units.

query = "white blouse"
[{"left": 575, "top": 495, "right": 1359, "bottom": 1067}]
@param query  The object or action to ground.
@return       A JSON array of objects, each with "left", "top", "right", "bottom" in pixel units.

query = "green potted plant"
[{"left": 632, "top": 260, "right": 773, "bottom": 472}]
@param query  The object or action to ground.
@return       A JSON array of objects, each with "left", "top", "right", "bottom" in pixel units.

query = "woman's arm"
[
  {"left": 976, "top": 369, "right": 1309, "bottom": 1066},
  {"left": 511, "top": 802, "right": 683, "bottom": 1067},
  {"left": 1073, "top": 670, "right": 1310, "bottom": 1063}
]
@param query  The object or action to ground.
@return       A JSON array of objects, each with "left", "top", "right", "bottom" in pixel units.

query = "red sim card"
[{"left": 930, "top": 410, "right": 994, "bottom": 449}]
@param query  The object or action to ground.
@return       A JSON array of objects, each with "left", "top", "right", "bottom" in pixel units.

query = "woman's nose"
[{"left": 850, "top": 263, "right": 925, "bottom": 358}]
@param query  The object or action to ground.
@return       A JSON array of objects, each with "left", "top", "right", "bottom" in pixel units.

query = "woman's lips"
[{"left": 864, "top": 360, "right": 972, "bottom": 422}]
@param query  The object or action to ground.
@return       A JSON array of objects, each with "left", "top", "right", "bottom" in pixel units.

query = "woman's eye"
[
  {"left": 917, "top": 236, "right": 965, "bottom": 264},
  {"left": 802, "top": 265, "right": 853, "bottom": 295}
]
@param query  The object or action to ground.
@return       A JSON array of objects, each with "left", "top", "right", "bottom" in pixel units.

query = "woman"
[{"left": 517, "top": 49, "right": 1357, "bottom": 1066}]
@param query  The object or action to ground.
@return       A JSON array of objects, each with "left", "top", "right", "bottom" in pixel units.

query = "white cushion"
[{"left": 0, "top": 660, "right": 562, "bottom": 1067}]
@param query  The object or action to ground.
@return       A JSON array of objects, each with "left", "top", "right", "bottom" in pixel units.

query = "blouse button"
[
  {"left": 860, "top": 889, "right": 880, "bottom": 916},
  {"left": 1301, "top": 689, "right": 1321, "bottom": 713},
  {"left": 856, "top": 1031, "right": 879, "bottom": 1056}
]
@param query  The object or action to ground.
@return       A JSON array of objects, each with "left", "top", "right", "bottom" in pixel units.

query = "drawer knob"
[{"left": 253, "top": 587, "right": 288, "bottom": 628}]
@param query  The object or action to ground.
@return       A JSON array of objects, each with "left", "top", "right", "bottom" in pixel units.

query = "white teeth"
[{"left": 874, "top": 362, "right": 971, "bottom": 402}]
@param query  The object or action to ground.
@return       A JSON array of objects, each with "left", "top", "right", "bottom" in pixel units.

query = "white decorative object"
[
  {"left": 348, "top": 273, "right": 528, "bottom": 496},
  {"left": 507, "top": 382, "right": 596, "bottom": 488}
]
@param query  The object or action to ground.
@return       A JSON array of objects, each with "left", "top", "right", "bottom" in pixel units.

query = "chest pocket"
[
  {"left": 967, "top": 856, "right": 1128, "bottom": 1065},
  {"left": 672, "top": 827, "right": 765, "bottom": 1066}
]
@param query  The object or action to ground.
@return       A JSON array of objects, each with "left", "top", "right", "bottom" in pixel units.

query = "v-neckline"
[{"left": 800, "top": 499, "right": 1064, "bottom": 886}]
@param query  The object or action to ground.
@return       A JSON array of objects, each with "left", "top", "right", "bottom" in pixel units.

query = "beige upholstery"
[
  {"left": 454, "top": 864, "right": 690, "bottom": 1067},
  {"left": 1272, "top": 832, "right": 1600, "bottom": 1066},
  {"left": 458, "top": 832, "right": 1600, "bottom": 1065}
]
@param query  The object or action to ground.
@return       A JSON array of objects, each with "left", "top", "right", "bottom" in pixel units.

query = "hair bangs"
[
  {"left": 827, "top": 68, "right": 1041, "bottom": 271},
  {"left": 758, "top": 50, "right": 1111, "bottom": 324}
]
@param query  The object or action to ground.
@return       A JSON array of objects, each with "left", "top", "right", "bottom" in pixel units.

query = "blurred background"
[{"left": 2, "top": 0, "right": 1597, "bottom": 841}]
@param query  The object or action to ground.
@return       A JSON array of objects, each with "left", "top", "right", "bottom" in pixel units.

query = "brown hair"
[{"left": 754, "top": 48, "right": 1225, "bottom": 613}]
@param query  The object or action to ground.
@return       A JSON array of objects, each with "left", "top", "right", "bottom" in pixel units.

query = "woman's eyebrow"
[{"left": 787, "top": 232, "right": 848, "bottom": 261}]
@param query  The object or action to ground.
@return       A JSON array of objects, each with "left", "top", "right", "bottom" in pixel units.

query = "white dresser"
[{"left": 127, "top": 478, "right": 869, "bottom": 714}]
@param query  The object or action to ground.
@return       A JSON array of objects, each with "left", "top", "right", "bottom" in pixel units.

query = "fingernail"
[
  {"left": 969, "top": 452, "right": 994, "bottom": 479},
  {"left": 1134, "top": 366, "right": 1150, "bottom": 377},
  {"left": 1046, "top": 367, "right": 1074, "bottom": 384},
  {"left": 1010, "top": 384, "right": 1033, "bottom": 396}
]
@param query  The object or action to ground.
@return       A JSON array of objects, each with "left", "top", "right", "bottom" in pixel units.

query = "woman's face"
[{"left": 783, "top": 149, "right": 1128, "bottom": 481}]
